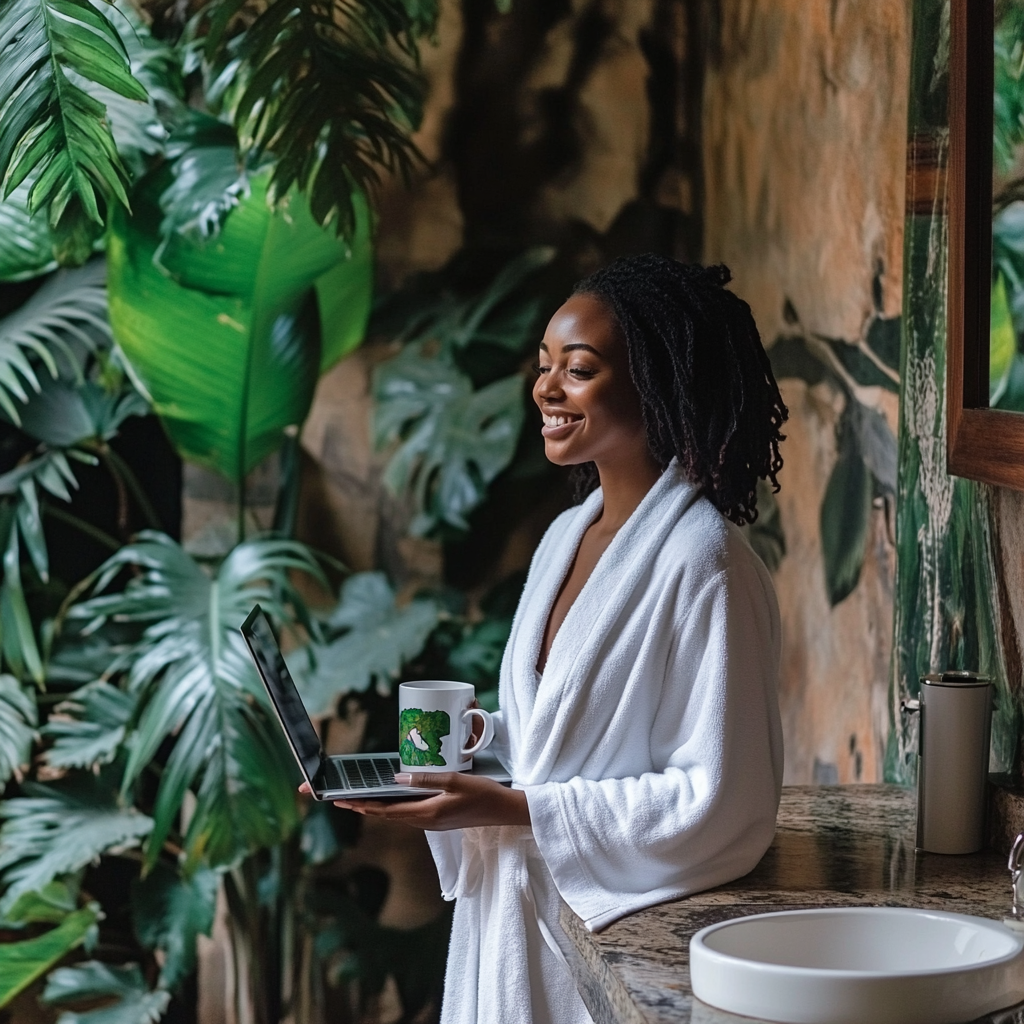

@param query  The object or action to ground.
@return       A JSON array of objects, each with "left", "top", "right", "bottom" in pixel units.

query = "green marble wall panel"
[{"left": 887, "top": 0, "right": 1020, "bottom": 782}]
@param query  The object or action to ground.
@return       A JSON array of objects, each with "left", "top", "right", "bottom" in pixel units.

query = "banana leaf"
[
  {"left": 0, "top": 906, "right": 99, "bottom": 1010},
  {"left": 107, "top": 151, "right": 373, "bottom": 483}
]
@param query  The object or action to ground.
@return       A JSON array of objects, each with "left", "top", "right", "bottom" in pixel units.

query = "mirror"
[{"left": 948, "top": 0, "right": 1024, "bottom": 488}]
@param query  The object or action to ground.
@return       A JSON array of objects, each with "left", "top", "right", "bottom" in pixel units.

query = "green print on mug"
[{"left": 399, "top": 708, "right": 451, "bottom": 767}]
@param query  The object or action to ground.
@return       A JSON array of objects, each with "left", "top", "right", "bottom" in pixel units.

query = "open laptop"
[{"left": 240, "top": 604, "right": 512, "bottom": 800}]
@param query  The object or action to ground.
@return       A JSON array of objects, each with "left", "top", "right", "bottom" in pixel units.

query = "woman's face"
[{"left": 532, "top": 294, "right": 651, "bottom": 470}]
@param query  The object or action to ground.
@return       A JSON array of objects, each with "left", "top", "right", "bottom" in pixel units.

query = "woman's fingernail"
[{"left": 395, "top": 773, "right": 412, "bottom": 785}]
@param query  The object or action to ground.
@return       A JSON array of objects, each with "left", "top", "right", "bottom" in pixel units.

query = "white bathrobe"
[{"left": 427, "top": 462, "right": 784, "bottom": 1024}]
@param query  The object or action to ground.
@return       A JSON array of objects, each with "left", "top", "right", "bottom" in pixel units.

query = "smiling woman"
[{"left": 335, "top": 253, "right": 789, "bottom": 1024}]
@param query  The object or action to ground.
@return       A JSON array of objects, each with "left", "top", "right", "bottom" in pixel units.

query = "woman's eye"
[
  {"left": 569, "top": 367, "right": 596, "bottom": 378},
  {"left": 533, "top": 363, "right": 550, "bottom": 375}
]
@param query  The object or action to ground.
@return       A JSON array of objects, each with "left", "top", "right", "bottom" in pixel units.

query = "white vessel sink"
[{"left": 689, "top": 907, "right": 1024, "bottom": 1024}]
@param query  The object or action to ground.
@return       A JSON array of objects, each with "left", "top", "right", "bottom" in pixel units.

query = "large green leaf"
[
  {"left": 287, "top": 572, "right": 439, "bottom": 715},
  {"left": 0, "top": 906, "right": 99, "bottom": 1010},
  {"left": 0, "top": 879, "right": 78, "bottom": 929},
  {"left": 42, "top": 961, "right": 169, "bottom": 1024},
  {"left": 107, "top": 154, "right": 372, "bottom": 482},
  {"left": 68, "top": 533, "right": 321, "bottom": 868},
  {"left": 132, "top": 863, "right": 217, "bottom": 990},
  {"left": 0, "top": 0, "right": 148, "bottom": 236},
  {"left": 41, "top": 681, "right": 134, "bottom": 770},
  {"left": 0, "top": 778, "right": 152, "bottom": 915},
  {"left": 820, "top": 444, "right": 873, "bottom": 607},
  {"left": 0, "top": 673, "right": 36, "bottom": 786},
  {"left": 374, "top": 346, "right": 525, "bottom": 534}
]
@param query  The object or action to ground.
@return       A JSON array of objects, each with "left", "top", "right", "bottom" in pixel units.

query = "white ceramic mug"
[{"left": 398, "top": 680, "right": 495, "bottom": 772}]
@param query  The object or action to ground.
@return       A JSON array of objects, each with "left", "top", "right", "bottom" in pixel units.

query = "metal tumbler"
[{"left": 902, "top": 672, "right": 993, "bottom": 855}]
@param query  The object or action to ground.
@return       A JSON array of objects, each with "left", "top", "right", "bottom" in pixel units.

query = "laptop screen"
[{"left": 240, "top": 605, "right": 323, "bottom": 781}]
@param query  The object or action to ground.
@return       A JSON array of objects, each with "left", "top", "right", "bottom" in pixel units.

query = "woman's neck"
[{"left": 593, "top": 456, "right": 663, "bottom": 533}]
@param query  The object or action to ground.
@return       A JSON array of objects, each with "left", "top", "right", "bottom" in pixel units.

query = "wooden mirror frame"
[{"left": 948, "top": 0, "right": 1024, "bottom": 489}]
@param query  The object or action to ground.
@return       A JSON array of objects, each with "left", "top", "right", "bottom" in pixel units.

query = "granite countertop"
[{"left": 561, "top": 785, "right": 1024, "bottom": 1024}]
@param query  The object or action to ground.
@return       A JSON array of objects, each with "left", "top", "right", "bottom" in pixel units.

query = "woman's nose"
[{"left": 535, "top": 371, "right": 563, "bottom": 400}]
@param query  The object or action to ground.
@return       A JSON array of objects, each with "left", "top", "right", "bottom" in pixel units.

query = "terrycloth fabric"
[{"left": 427, "top": 461, "right": 784, "bottom": 1024}]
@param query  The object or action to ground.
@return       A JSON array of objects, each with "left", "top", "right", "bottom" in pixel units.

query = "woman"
[{"left": 333, "top": 254, "right": 787, "bottom": 1023}]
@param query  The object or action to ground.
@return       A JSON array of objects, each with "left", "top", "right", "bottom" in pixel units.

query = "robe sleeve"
[{"left": 522, "top": 556, "right": 783, "bottom": 932}]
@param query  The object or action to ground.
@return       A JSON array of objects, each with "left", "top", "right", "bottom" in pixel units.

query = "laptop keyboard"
[{"left": 324, "top": 756, "right": 402, "bottom": 790}]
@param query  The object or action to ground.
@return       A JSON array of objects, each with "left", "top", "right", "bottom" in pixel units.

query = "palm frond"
[
  {"left": 0, "top": 0, "right": 149, "bottom": 237},
  {"left": 192, "top": 0, "right": 438, "bottom": 235},
  {"left": 0, "top": 260, "right": 112, "bottom": 427},
  {"left": 68, "top": 533, "right": 323, "bottom": 868},
  {"left": 0, "top": 673, "right": 37, "bottom": 787},
  {"left": 0, "top": 180, "right": 56, "bottom": 282},
  {"left": 41, "top": 681, "right": 134, "bottom": 771},
  {"left": 0, "top": 776, "right": 153, "bottom": 916}
]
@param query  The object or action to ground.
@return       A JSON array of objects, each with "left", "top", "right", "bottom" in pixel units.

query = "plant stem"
[
  {"left": 41, "top": 505, "right": 121, "bottom": 552},
  {"left": 100, "top": 446, "right": 165, "bottom": 532}
]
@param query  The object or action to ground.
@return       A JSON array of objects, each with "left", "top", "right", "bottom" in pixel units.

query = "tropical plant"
[
  {"left": 372, "top": 247, "right": 553, "bottom": 535},
  {"left": 768, "top": 301, "right": 899, "bottom": 606},
  {"left": 0, "top": 4, "right": 548, "bottom": 1022}
]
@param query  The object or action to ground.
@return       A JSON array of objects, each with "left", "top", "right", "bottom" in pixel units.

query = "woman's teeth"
[{"left": 543, "top": 414, "right": 580, "bottom": 427}]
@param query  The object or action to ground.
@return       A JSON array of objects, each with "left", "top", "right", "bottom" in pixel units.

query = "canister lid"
[{"left": 920, "top": 671, "right": 991, "bottom": 687}]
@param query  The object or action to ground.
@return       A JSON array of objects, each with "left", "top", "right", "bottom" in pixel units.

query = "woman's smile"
[{"left": 541, "top": 411, "right": 584, "bottom": 437}]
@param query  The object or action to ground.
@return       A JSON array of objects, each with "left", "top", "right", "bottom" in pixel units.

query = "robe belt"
[{"left": 455, "top": 826, "right": 574, "bottom": 978}]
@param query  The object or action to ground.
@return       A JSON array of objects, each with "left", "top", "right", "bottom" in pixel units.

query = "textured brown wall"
[
  {"left": 702, "top": 0, "right": 911, "bottom": 783},
  {"left": 298, "top": 0, "right": 913, "bottom": 787}
]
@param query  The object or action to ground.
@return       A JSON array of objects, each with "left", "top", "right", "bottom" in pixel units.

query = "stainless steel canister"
[{"left": 902, "top": 672, "right": 993, "bottom": 855}]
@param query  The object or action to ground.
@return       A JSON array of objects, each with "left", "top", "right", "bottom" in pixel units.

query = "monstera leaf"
[
  {"left": 0, "top": 777, "right": 153, "bottom": 915},
  {"left": 42, "top": 962, "right": 169, "bottom": 1024},
  {"left": 68, "top": 533, "right": 322, "bottom": 868},
  {"left": 288, "top": 572, "right": 439, "bottom": 715},
  {"left": 107, "top": 136, "right": 373, "bottom": 482},
  {"left": 374, "top": 346, "right": 525, "bottom": 534}
]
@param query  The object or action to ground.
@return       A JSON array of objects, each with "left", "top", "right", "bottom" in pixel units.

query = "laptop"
[{"left": 240, "top": 604, "right": 512, "bottom": 800}]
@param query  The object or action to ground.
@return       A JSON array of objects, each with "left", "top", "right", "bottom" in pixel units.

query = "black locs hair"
[{"left": 572, "top": 253, "right": 787, "bottom": 525}]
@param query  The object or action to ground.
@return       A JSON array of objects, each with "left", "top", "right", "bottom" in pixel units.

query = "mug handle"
[{"left": 461, "top": 707, "right": 494, "bottom": 757}]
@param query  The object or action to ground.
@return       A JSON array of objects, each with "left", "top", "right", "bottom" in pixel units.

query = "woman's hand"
[{"left": 298, "top": 774, "right": 530, "bottom": 831}]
